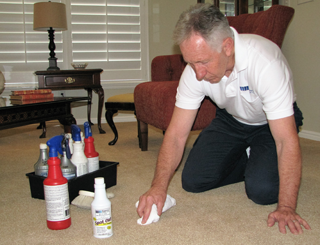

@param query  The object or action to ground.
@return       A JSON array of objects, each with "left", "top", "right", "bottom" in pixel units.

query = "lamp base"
[{"left": 47, "top": 57, "right": 60, "bottom": 71}]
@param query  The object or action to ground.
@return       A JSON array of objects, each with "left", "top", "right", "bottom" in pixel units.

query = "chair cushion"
[{"left": 107, "top": 93, "right": 134, "bottom": 103}]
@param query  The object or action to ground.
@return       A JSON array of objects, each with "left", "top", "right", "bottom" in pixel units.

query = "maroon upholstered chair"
[{"left": 134, "top": 5, "right": 294, "bottom": 151}]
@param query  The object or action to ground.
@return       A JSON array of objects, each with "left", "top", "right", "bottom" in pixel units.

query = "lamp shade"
[{"left": 33, "top": 2, "right": 67, "bottom": 31}]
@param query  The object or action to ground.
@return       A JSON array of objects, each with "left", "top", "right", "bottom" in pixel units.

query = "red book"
[
  {"left": 11, "top": 89, "right": 52, "bottom": 95},
  {"left": 10, "top": 93, "right": 54, "bottom": 101},
  {"left": 10, "top": 98, "right": 54, "bottom": 105}
]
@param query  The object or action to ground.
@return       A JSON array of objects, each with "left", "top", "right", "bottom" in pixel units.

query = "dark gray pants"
[{"left": 182, "top": 103, "right": 303, "bottom": 205}]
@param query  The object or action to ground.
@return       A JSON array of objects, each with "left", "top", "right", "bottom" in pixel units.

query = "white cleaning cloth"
[{"left": 135, "top": 194, "right": 176, "bottom": 225}]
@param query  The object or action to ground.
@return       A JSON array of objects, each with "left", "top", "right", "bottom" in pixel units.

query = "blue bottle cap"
[{"left": 47, "top": 135, "right": 63, "bottom": 157}]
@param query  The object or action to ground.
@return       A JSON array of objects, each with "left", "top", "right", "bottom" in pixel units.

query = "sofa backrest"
[{"left": 151, "top": 5, "right": 294, "bottom": 82}]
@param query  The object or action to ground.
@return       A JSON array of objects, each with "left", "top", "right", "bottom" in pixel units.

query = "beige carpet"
[{"left": 0, "top": 120, "right": 319, "bottom": 244}]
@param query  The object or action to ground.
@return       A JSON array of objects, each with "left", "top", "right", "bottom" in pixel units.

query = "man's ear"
[{"left": 222, "top": 37, "right": 234, "bottom": 57}]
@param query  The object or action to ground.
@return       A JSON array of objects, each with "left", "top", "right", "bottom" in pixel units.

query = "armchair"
[{"left": 134, "top": 5, "right": 294, "bottom": 151}]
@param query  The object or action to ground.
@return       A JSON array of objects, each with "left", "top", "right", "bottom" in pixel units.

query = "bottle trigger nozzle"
[
  {"left": 71, "top": 124, "right": 82, "bottom": 142},
  {"left": 46, "top": 135, "right": 63, "bottom": 158},
  {"left": 84, "top": 121, "right": 92, "bottom": 139}
]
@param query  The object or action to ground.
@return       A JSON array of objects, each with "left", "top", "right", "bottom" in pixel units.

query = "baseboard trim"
[
  {"left": 299, "top": 130, "right": 320, "bottom": 141},
  {"left": 76, "top": 114, "right": 136, "bottom": 126}
]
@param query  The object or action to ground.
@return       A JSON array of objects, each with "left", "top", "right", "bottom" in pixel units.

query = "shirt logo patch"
[{"left": 240, "top": 86, "right": 249, "bottom": 91}]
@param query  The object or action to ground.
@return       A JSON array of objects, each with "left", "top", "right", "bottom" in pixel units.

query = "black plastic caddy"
[{"left": 26, "top": 161, "right": 119, "bottom": 203}]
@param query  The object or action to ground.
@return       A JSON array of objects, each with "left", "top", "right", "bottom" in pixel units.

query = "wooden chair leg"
[
  {"left": 134, "top": 111, "right": 140, "bottom": 147},
  {"left": 138, "top": 120, "right": 148, "bottom": 151},
  {"left": 105, "top": 109, "right": 118, "bottom": 145}
]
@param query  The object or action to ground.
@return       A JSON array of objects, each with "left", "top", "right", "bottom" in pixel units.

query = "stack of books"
[{"left": 10, "top": 89, "right": 54, "bottom": 105}]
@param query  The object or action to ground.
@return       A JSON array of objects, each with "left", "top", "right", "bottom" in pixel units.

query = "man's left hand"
[{"left": 267, "top": 206, "right": 311, "bottom": 234}]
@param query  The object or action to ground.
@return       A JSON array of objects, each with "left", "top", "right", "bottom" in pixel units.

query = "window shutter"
[
  {"left": 105, "top": 0, "right": 144, "bottom": 81},
  {"left": 0, "top": 0, "right": 148, "bottom": 88},
  {"left": 70, "top": 0, "right": 147, "bottom": 82}
]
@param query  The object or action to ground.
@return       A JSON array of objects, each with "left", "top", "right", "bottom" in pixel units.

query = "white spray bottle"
[{"left": 70, "top": 124, "right": 88, "bottom": 177}]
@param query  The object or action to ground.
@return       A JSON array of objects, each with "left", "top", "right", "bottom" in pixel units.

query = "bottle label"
[
  {"left": 44, "top": 183, "right": 70, "bottom": 221},
  {"left": 76, "top": 162, "right": 88, "bottom": 177},
  {"left": 87, "top": 156, "right": 99, "bottom": 173},
  {"left": 92, "top": 208, "right": 113, "bottom": 237}
]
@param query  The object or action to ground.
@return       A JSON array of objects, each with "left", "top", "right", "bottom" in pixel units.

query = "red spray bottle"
[
  {"left": 44, "top": 135, "right": 71, "bottom": 230},
  {"left": 84, "top": 122, "right": 99, "bottom": 172}
]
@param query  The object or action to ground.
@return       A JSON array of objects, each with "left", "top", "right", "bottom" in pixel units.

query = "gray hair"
[{"left": 173, "top": 3, "right": 233, "bottom": 52}]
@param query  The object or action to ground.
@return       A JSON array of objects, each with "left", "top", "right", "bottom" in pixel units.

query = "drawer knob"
[{"left": 65, "top": 77, "right": 75, "bottom": 84}]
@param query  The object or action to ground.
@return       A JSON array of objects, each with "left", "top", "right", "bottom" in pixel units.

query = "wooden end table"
[{"left": 35, "top": 69, "right": 106, "bottom": 134}]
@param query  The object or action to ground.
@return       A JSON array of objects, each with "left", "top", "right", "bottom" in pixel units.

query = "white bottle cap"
[
  {"left": 40, "top": 143, "right": 47, "bottom": 149},
  {"left": 95, "top": 177, "right": 105, "bottom": 185}
]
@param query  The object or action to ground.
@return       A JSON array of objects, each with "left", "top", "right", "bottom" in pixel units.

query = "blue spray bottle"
[
  {"left": 70, "top": 124, "right": 88, "bottom": 177},
  {"left": 44, "top": 135, "right": 71, "bottom": 230},
  {"left": 84, "top": 122, "right": 99, "bottom": 173},
  {"left": 60, "top": 134, "right": 77, "bottom": 180}
]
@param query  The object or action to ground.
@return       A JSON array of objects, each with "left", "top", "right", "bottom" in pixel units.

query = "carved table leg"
[
  {"left": 39, "top": 121, "right": 46, "bottom": 138},
  {"left": 85, "top": 88, "right": 94, "bottom": 126},
  {"left": 93, "top": 86, "right": 106, "bottom": 134}
]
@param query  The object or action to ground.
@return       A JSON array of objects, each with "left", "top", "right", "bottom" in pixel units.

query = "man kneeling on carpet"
[{"left": 137, "top": 3, "right": 311, "bottom": 234}]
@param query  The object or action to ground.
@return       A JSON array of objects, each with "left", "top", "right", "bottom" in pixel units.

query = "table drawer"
[{"left": 44, "top": 74, "right": 93, "bottom": 88}]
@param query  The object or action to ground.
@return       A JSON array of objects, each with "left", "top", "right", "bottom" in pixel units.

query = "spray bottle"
[
  {"left": 70, "top": 124, "right": 88, "bottom": 177},
  {"left": 34, "top": 143, "right": 49, "bottom": 177},
  {"left": 84, "top": 122, "right": 100, "bottom": 172},
  {"left": 44, "top": 135, "right": 71, "bottom": 230},
  {"left": 91, "top": 177, "right": 113, "bottom": 238},
  {"left": 60, "top": 134, "right": 77, "bottom": 180}
]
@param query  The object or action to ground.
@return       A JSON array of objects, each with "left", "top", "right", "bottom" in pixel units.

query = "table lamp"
[{"left": 33, "top": 1, "right": 67, "bottom": 71}]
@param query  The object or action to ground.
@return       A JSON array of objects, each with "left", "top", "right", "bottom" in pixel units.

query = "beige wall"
[
  {"left": 148, "top": 0, "right": 195, "bottom": 63},
  {"left": 281, "top": 0, "right": 320, "bottom": 138}
]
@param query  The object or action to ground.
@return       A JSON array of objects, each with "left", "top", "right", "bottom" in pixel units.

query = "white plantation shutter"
[
  {"left": 0, "top": 0, "right": 63, "bottom": 72},
  {"left": 0, "top": 0, "right": 148, "bottom": 88}
]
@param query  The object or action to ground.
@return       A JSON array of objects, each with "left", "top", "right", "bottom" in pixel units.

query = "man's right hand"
[
  {"left": 136, "top": 187, "right": 167, "bottom": 224},
  {"left": 136, "top": 107, "right": 197, "bottom": 224}
]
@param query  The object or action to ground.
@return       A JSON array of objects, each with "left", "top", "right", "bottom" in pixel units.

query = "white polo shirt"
[{"left": 175, "top": 27, "right": 295, "bottom": 125}]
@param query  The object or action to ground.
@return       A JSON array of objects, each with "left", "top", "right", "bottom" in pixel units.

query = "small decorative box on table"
[{"left": 26, "top": 161, "right": 119, "bottom": 203}]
